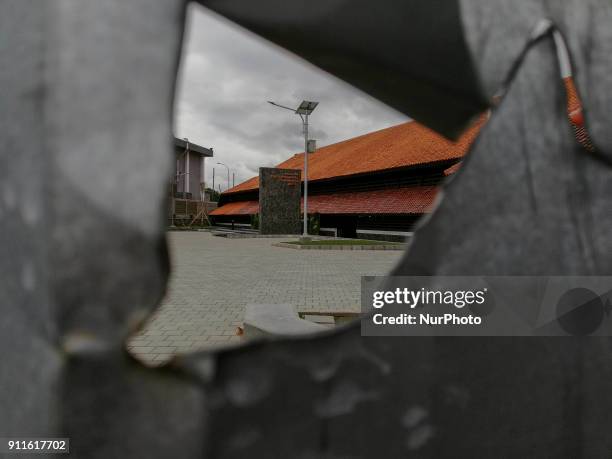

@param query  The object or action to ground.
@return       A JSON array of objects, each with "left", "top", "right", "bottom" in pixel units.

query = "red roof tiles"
[
  {"left": 225, "top": 117, "right": 485, "bottom": 195},
  {"left": 564, "top": 77, "right": 593, "bottom": 151},
  {"left": 443, "top": 162, "right": 462, "bottom": 176},
  {"left": 213, "top": 78, "right": 592, "bottom": 218},
  {"left": 210, "top": 186, "right": 438, "bottom": 216},
  {"left": 307, "top": 186, "right": 438, "bottom": 214},
  {"left": 209, "top": 200, "right": 258, "bottom": 216}
]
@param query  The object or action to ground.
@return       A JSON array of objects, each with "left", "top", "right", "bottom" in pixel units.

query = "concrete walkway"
[{"left": 128, "top": 232, "right": 403, "bottom": 364}]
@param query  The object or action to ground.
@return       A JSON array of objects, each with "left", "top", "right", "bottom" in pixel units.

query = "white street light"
[
  {"left": 267, "top": 99, "right": 319, "bottom": 237},
  {"left": 216, "top": 162, "right": 230, "bottom": 192}
]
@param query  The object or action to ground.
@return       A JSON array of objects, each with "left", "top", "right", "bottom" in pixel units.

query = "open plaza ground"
[{"left": 128, "top": 231, "right": 403, "bottom": 364}]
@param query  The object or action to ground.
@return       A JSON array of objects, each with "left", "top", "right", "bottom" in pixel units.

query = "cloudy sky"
[{"left": 174, "top": 3, "right": 409, "bottom": 191}]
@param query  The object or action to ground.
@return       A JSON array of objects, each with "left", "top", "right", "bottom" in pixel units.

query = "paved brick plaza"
[{"left": 128, "top": 232, "right": 403, "bottom": 364}]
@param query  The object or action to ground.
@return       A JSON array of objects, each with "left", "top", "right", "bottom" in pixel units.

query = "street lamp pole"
[
  {"left": 217, "top": 162, "right": 230, "bottom": 192},
  {"left": 267, "top": 100, "right": 318, "bottom": 237},
  {"left": 302, "top": 113, "right": 309, "bottom": 237}
]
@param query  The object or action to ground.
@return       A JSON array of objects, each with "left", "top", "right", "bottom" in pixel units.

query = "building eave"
[{"left": 174, "top": 137, "right": 213, "bottom": 157}]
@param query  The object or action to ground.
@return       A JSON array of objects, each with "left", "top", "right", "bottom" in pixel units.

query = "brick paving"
[{"left": 128, "top": 231, "right": 403, "bottom": 364}]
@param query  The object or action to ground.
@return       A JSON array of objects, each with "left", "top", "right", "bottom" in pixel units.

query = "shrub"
[{"left": 250, "top": 213, "right": 260, "bottom": 230}]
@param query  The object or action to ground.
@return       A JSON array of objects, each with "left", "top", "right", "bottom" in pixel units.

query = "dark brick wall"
[{"left": 259, "top": 167, "right": 301, "bottom": 234}]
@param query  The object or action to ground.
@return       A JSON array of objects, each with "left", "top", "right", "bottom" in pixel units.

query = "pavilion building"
[{"left": 210, "top": 78, "right": 588, "bottom": 240}]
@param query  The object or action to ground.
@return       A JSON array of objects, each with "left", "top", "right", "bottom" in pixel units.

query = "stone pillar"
[{"left": 259, "top": 167, "right": 301, "bottom": 235}]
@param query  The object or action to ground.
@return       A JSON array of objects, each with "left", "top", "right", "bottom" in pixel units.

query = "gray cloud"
[{"left": 174, "top": 3, "right": 409, "bottom": 190}]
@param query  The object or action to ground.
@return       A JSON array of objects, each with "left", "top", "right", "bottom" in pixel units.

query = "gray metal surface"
[
  {"left": 198, "top": 0, "right": 488, "bottom": 139},
  {"left": 460, "top": 0, "right": 612, "bottom": 157},
  {"left": 1, "top": 1, "right": 204, "bottom": 457},
  {"left": 1, "top": 0, "right": 611, "bottom": 457}
]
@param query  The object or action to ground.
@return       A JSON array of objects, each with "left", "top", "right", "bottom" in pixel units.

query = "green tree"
[{"left": 205, "top": 187, "right": 220, "bottom": 202}]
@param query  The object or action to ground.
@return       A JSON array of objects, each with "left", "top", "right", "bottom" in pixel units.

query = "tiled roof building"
[
  {"left": 224, "top": 118, "right": 483, "bottom": 194},
  {"left": 211, "top": 78, "right": 589, "bottom": 239}
]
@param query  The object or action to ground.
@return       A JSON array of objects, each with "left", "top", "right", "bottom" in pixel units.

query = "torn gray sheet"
[{"left": 1, "top": 0, "right": 611, "bottom": 457}]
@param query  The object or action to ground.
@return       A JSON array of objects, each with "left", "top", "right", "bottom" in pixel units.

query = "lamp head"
[{"left": 296, "top": 100, "right": 319, "bottom": 115}]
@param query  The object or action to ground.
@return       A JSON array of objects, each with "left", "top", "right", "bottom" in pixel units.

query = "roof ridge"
[
  {"left": 224, "top": 117, "right": 484, "bottom": 194},
  {"left": 287, "top": 120, "right": 415, "bottom": 158}
]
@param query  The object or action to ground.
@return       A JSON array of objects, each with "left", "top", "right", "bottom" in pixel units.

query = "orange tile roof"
[
  {"left": 308, "top": 186, "right": 438, "bottom": 214},
  {"left": 218, "top": 77, "right": 589, "bottom": 211},
  {"left": 210, "top": 200, "right": 258, "bottom": 216},
  {"left": 565, "top": 77, "right": 582, "bottom": 115},
  {"left": 211, "top": 186, "right": 438, "bottom": 216},
  {"left": 564, "top": 77, "right": 593, "bottom": 151},
  {"left": 443, "top": 162, "right": 462, "bottom": 176},
  {"left": 225, "top": 117, "right": 485, "bottom": 195}
]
